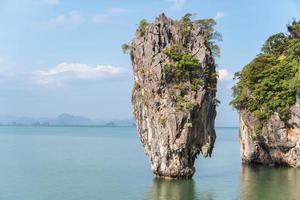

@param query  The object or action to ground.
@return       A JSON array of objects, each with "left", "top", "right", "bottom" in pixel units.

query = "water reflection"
[
  {"left": 145, "top": 178, "right": 213, "bottom": 200},
  {"left": 240, "top": 165, "right": 300, "bottom": 200}
]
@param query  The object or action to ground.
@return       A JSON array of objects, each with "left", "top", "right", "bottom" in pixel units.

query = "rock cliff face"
[
  {"left": 240, "top": 90, "right": 300, "bottom": 167},
  {"left": 130, "top": 14, "right": 217, "bottom": 178},
  {"left": 232, "top": 21, "right": 300, "bottom": 167}
]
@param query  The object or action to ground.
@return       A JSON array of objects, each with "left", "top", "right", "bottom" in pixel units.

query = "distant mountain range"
[{"left": 0, "top": 113, "right": 135, "bottom": 127}]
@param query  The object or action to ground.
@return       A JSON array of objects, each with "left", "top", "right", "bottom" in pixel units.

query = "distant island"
[{"left": 0, "top": 113, "right": 135, "bottom": 127}]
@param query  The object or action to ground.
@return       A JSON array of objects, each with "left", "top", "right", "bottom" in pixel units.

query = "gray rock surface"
[
  {"left": 130, "top": 13, "right": 217, "bottom": 178},
  {"left": 240, "top": 89, "right": 300, "bottom": 167}
]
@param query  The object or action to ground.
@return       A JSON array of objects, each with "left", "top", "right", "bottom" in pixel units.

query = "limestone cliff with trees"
[
  {"left": 125, "top": 13, "right": 220, "bottom": 178},
  {"left": 232, "top": 21, "right": 300, "bottom": 167}
]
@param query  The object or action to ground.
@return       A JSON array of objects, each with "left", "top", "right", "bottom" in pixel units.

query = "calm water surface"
[{"left": 0, "top": 126, "right": 299, "bottom": 200}]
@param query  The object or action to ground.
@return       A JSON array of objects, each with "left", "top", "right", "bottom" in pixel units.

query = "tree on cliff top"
[{"left": 231, "top": 20, "right": 300, "bottom": 126}]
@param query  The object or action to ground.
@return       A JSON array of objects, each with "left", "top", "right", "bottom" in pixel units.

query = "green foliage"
[
  {"left": 254, "top": 121, "right": 263, "bottom": 138},
  {"left": 175, "top": 14, "right": 221, "bottom": 56},
  {"left": 174, "top": 95, "right": 195, "bottom": 112},
  {"left": 137, "top": 19, "right": 148, "bottom": 36},
  {"left": 205, "top": 71, "right": 218, "bottom": 91},
  {"left": 177, "top": 13, "right": 194, "bottom": 37},
  {"left": 287, "top": 20, "right": 300, "bottom": 38},
  {"left": 191, "top": 79, "right": 203, "bottom": 91},
  {"left": 163, "top": 45, "right": 202, "bottom": 90},
  {"left": 195, "top": 18, "right": 222, "bottom": 57},
  {"left": 195, "top": 18, "right": 216, "bottom": 39},
  {"left": 231, "top": 20, "right": 300, "bottom": 128},
  {"left": 172, "top": 82, "right": 190, "bottom": 92},
  {"left": 162, "top": 44, "right": 204, "bottom": 112},
  {"left": 261, "top": 33, "right": 287, "bottom": 55},
  {"left": 181, "top": 13, "right": 194, "bottom": 22},
  {"left": 121, "top": 43, "right": 131, "bottom": 54},
  {"left": 185, "top": 101, "right": 195, "bottom": 110},
  {"left": 175, "top": 95, "right": 186, "bottom": 112}
]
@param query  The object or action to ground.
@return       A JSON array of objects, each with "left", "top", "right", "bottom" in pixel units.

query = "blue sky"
[{"left": 0, "top": 0, "right": 299, "bottom": 126}]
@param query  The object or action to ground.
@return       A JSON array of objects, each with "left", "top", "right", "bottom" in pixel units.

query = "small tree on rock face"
[
  {"left": 162, "top": 45, "right": 201, "bottom": 84},
  {"left": 121, "top": 43, "right": 131, "bottom": 54},
  {"left": 261, "top": 33, "right": 287, "bottom": 55},
  {"left": 195, "top": 18, "right": 222, "bottom": 57},
  {"left": 137, "top": 19, "right": 148, "bottom": 36},
  {"left": 180, "top": 13, "right": 194, "bottom": 23}
]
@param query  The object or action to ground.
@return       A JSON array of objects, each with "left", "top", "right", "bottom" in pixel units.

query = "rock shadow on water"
[
  {"left": 145, "top": 178, "right": 214, "bottom": 200},
  {"left": 240, "top": 165, "right": 300, "bottom": 200}
]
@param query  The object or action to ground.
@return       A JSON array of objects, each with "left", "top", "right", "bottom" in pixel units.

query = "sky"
[{"left": 0, "top": 0, "right": 300, "bottom": 126}]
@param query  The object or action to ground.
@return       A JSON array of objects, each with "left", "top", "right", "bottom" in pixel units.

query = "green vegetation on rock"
[
  {"left": 137, "top": 19, "right": 148, "bottom": 36},
  {"left": 162, "top": 44, "right": 201, "bottom": 112},
  {"left": 159, "top": 14, "right": 220, "bottom": 112},
  {"left": 175, "top": 14, "right": 222, "bottom": 57},
  {"left": 176, "top": 13, "right": 194, "bottom": 37},
  {"left": 127, "top": 14, "right": 220, "bottom": 113},
  {"left": 231, "top": 20, "right": 300, "bottom": 130},
  {"left": 195, "top": 18, "right": 222, "bottom": 57},
  {"left": 121, "top": 43, "right": 131, "bottom": 54},
  {"left": 163, "top": 44, "right": 203, "bottom": 91}
]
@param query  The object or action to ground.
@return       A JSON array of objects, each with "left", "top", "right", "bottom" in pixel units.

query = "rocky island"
[
  {"left": 126, "top": 13, "right": 220, "bottom": 178},
  {"left": 232, "top": 21, "right": 300, "bottom": 167}
]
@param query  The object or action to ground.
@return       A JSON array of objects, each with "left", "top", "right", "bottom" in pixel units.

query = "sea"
[{"left": 0, "top": 126, "right": 299, "bottom": 200}]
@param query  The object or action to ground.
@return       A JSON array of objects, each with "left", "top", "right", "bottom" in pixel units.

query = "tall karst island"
[
  {"left": 123, "top": 13, "right": 220, "bottom": 178},
  {"left": 232, "top": 21, "right": 300, "bottom": 167}
]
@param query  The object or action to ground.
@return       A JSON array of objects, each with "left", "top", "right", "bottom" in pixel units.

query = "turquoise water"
[{"left": 0, "top": 126, "right": 299, "bottom": 200}]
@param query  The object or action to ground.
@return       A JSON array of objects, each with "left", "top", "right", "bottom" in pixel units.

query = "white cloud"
[
  {"left": 33, "top": 63, "right": 126, "bottom": 86},
  {"left": 218, "top": 69, "right": 233, "bottom": 81},
  {"left": 214, "top": 12, "right": 225, "bottom": 20},
  {"left": 38, "top": 11, "right": 85, "bottom": 29},
  {"left": 92, "top": 7, "right": 127, "bottom": 24},
  {"left": 165, "top": 0, "right": 186, "bottom": 10}
]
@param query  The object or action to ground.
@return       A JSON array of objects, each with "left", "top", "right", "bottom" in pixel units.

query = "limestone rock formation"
[
  {"left": 240, "top": 90, "right": 300, "bottom": 167},
  {"left": 232, "top": 20, "right": 300, "bottom": 167},
  {"left": 130, "top": 13, "right": 218, "bottom": 178}
]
